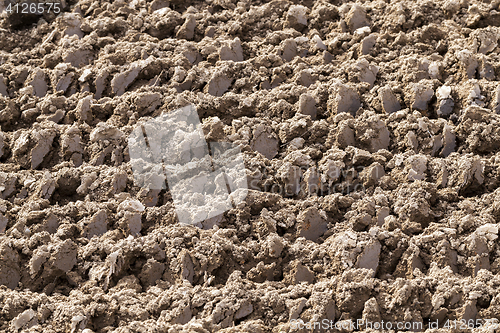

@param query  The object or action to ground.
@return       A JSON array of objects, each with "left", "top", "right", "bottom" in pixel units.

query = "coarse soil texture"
[{"left": 1, "top": 0, "right": 500, "bottom": 332}]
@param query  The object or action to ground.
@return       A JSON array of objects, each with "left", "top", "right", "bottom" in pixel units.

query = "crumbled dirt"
[{"left": 1, "top": 0, "right": 500, "bottom": 332}]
